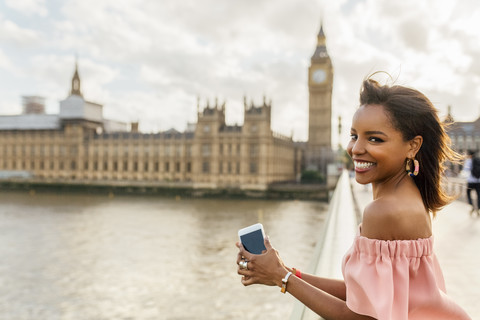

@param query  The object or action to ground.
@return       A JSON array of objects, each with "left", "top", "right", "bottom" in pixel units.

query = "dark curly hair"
[{"left": 359, "top": 77, "right": 462, "bottom": 215}]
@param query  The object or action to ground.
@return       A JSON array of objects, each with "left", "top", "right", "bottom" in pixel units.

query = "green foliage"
[
  {"left": 342, "top": 150, "right": 354, "bottom": 170},
  {"left": 301, "top": 170, "right": 325, "bottom": 184}
]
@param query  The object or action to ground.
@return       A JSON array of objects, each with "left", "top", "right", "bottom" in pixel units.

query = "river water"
[{"left": 0, "top": 190, "right": 327, "bottom": 320}]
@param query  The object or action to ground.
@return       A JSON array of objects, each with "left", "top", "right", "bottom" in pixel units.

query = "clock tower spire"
[
  {"left": 307, "top": 23, "right": 333, "bottom": 171},
  {"left": 311, "top": 25, "right": 329, "bottom": 61},
  {"left": 70, "top": 58, "right": 83, "bottom": 97}
]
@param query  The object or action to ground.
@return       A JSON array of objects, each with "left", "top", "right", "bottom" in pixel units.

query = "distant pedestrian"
[{"left": 464, "top": 149, "right": 480, "bottom": 216}]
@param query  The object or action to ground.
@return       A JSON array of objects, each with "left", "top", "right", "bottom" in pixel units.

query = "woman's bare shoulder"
[{"left": 361, "top": 197, "right": 431, "bottom": 240}]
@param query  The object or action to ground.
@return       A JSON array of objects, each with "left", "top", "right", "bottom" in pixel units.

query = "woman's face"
[{"left": 347, "top": 104, "right": 412, "bottom": 185}]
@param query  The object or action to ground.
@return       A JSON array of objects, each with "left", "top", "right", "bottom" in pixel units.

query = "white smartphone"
[{"left": 238, "top": 223, "right": 267, "bottom": 254}]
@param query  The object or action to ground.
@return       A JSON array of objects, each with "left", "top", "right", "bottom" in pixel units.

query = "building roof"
[
  {"left": 0, "top": 114, "right": 60, "bottom": 130},
  {"left": 447, "top": 117, "right": 480, "bottom": 135}
]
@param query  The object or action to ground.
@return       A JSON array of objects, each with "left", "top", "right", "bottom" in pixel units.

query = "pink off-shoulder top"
[{"left": 342, "top": 233, "right": 471, "bottom": 319}]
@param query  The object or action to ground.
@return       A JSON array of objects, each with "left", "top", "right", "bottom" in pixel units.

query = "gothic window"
[
  {"left": 250, "top": 144, "right": 259, "bottom": 157},
  {"left": 202, "top": 144, "right": 211, "bottom": 156},
  {"left": 202, "top": 162, "right": 210, "bottom": 173}
]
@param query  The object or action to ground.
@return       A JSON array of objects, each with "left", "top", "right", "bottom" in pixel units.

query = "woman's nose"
[{"left": 350, "top": 139, "right": 366, "bottom": 155}]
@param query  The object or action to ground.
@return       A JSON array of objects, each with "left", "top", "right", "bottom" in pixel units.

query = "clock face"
[{"left": 312, "top": 69, "right": 327, "bottom": 84}]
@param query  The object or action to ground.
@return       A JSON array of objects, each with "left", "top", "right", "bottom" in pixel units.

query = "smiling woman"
[
  {"left": 235, "top": 76, "right": 471, "bottom": 320},
  {"left": 348, "top": 103, "right": 421, "bottom": 190}
]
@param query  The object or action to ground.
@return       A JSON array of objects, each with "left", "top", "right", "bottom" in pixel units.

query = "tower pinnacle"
[
  {"left": 70, "top": 58, "right": 83, "bottom": 97},
  {"left": 311, "top": 23, "right": 329, "bottom": 61}
]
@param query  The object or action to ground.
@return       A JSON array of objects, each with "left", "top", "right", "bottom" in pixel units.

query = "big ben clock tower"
[{"left": 307, "top": 24, "right": 333, "bottom": 171}]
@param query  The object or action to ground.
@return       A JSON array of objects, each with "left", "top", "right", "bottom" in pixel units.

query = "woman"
[{"left": 236, "top": 77, "right": 471, "bottom": 319}]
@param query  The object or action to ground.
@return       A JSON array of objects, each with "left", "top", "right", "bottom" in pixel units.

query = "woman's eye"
[
  {"left": 350, "top": 134, "right": 358, "bottom": 141},
  {"left": 369, "top": 137, "right": 383, "bottom": 142}
]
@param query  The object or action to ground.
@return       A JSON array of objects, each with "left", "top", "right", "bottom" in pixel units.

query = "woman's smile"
[{"left": 353, "top": 160, "right": 376, "bottom": 172}]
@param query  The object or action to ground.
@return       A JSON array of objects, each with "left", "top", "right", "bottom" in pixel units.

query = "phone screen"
[{"left": 240, "top": 229, "right": 266, "bottom": 254}]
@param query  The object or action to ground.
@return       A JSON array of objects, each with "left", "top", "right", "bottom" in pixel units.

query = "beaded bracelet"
[{"left": 292, "top": 268, "right": 302, "bottom": 279}]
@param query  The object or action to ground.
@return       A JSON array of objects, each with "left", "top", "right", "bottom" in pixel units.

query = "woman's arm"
[
  {"left": 284, "top": 275, "right": 374, "bottom": 320},
  {"left": 285, "top": 270, "right": 347, "bottom": 301},
  {"left": 236, "top": 238, "right": 374, "bottom": 320}
]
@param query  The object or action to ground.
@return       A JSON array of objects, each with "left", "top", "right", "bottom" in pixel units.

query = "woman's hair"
[{"left": 359, "top": 77, "right": 462, "bottom": 216}]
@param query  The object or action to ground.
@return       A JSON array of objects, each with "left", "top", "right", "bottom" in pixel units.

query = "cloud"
[
  {"left": 397, "top": 17, "right": 429, "bottom": 51},
  {"left": 1, "top": 0, "right": 480, "bottom": 146},
  {"left": 5, "top": 0, "right": 47, "bottom": 17},
  {"left": 0, "top": 18, "right": 43, "bottom": 47},
  {"left": 0, "top": 49, "right": 11, "bottom": 70}
]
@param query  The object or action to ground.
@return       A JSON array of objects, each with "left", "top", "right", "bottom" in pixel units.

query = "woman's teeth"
[{"left": 354, "top": 161, "right": 375, "bottom": 169}]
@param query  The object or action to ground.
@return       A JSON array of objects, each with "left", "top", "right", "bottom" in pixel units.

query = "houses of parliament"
[{"left": 0, "top": 26, "right": 334, "bottom": 190}]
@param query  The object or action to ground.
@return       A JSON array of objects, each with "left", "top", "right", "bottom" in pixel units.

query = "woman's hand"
[{"left": 236, "top": 236, "right": 288, "bottom": 287}]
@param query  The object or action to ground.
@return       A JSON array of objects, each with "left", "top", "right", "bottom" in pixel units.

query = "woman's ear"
[{"left": 408, "top": 135, "right": 423, "bottom": 157}]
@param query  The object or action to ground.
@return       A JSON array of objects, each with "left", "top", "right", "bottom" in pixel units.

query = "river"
[{"left": 0, "top": 190, "right": 327, "bottom": 320}]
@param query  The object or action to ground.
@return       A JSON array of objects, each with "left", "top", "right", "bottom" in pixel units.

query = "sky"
[{"left": 1, "top": 0, "right": 480, "bottom": 148}]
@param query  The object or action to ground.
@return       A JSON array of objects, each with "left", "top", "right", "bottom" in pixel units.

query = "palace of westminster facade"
[{"left": 0, "top": 26, "right": 334, "bottom": 189}]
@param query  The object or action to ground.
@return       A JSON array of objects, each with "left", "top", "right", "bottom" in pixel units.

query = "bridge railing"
[{"left": 289, "top": 170, "right": 360, "bottom": 320}]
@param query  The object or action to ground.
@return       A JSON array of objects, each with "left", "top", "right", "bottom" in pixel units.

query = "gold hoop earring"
[{"left": 405, "top": 159, "right": 412, "bottom": 173}]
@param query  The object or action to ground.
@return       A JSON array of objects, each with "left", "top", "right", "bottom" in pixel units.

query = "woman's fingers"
[
  {"left": 264, "top": 235, "right": 273, "bottom": 250},
  {"left": 236, "top": 236, "right": 279, "bottom": 287},
  {"left": 241, "top": 276, "right": 255, "bottom": 286},
  {"left": 237, "top": 266, "right": 255, "bottom": 286},
  {"left": 236, "top": 242, "right": 255, "bottom": 262},
  {"left": 236, "top": 251, "right": 244, "bottom": 265}
]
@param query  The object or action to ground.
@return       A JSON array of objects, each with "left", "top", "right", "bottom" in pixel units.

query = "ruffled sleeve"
[{"left": 342, "top": 235, "right": 471, "bottom": 320}]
